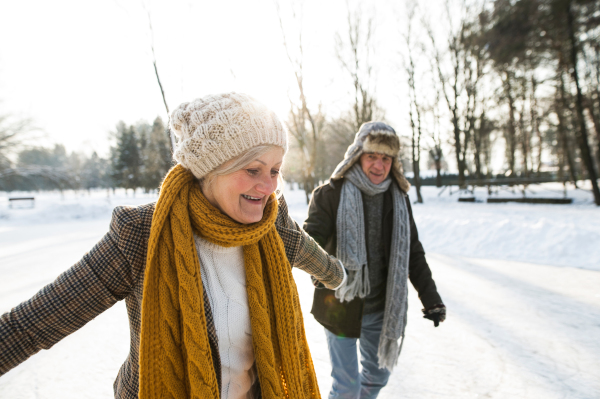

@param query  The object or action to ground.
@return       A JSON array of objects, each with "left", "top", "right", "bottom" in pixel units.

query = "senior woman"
[{"left": 0, "top": 93, "right": 345, "bottom": 399}]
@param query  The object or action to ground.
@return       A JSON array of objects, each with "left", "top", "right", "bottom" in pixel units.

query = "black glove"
[{"left": 422, "top": 304, "right": 446, "bottom": 327}]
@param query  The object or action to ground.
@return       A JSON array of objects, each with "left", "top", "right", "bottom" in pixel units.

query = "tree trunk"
[
  {"left": 584, "top": 99, "right": 600, "bottom": 169},
  {"left": 452, "top": 109, "right": 466, "bottom": 188},
  {"left": 504, "top": 72, "right": 517, "bottom": 176},
  {"left": 595, "top": 50, "right": 600, "bottom": 169},
  {"left": 530, "top": 75, "right": 542, "bottom": 174},
  {"left": 557, "top": 73, "right": 579, "bottom": 187},
  {"left": 556, "top": 97, "right": 578, "bottom": 187},
  {"left": 473, "top": 112, "right": 485, "bottom": 180},
  {"left": 412, "top": 159, "right": 423, "bottom": 203},
  {"left": 517, "top": 81, "right": 530, "bottom": 177},
  {"left": 414, "top": 101, "right": 424, "bottom": 204},
  {"left": 303, "top": 174, "right": 314, "bottom": 205},
  {"left": 410, "top": 110, "right": 423, "bottom": 203},
  {"left": 567, "top": 1, "right": 600, "bottom": 205},
  {"left": 435, "top": 154, "right": 442, "bottom": 187}
]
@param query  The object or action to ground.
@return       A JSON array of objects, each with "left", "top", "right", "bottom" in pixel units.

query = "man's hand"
[{"left": 422, "top": 304, "right": 446, "bottom": 327}]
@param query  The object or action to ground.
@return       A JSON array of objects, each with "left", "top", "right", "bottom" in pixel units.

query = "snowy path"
[
  {"left": 1, "top": 187, "right": 599, "bottom": 398},
  {"left": 1, "top": 220, "right": 599, "bottom": 398},
  {"left": 295, "top": 254, "right": 600, "bottom": 399}
]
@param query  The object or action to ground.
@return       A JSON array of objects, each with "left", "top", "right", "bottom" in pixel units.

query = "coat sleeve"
[
  {"left": 276, "top": 194, "right": 345, "bottom": 290},
  {"left": 406, "top": 198, "right": 443, "bottom": 309},
  {"left": 303, "top": 185, "right": 336, "bottom": 249},
  {"left": 0, "top": 206, "right": 142, "bottom": 375}
]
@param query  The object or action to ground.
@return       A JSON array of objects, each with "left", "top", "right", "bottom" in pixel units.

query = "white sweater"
[{"left": 194, "top": 234, "right": 256, "bottom": 399}]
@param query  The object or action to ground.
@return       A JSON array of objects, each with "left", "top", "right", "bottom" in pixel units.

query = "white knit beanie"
[{"left": 171, "top": 93, "right": 288, "bottom": 179}]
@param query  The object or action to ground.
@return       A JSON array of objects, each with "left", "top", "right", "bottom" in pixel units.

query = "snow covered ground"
[{"left": 1, "top": 184, "right": 599, "bottom": 398}]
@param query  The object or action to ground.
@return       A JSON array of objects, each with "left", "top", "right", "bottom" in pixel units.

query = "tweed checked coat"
[{"left": 0, "top": 195, "right": 344, "bottom": 398}]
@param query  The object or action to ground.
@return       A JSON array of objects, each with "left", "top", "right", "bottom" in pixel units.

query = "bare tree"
[
  {"left": 530, "top": 73, "right": 543, "bottom": 174},
  {"left": 425, "top": 3, "right": 469, "bottom": 188},
  {"left": 275, "top": 0, "right": 325, "bottom": 203},
  {"left": 0, "top": 165, "right": 76, "bottom": 191},
  {"left": 0, "top": 114, "right": 35, "bottom": 158},
  {"left": 581, "top": 43, "right": 600, "bottom": 168},
  {"left": 0, "top": 111, "right": 83, "bottom": 191},
  {"left": 336, "top": 1, "right": 381, "bottom": 132},
  {"left": 145, "top": 6, "right": 175, "bottom": 153},
  {"left": 499, "top": 70, "right": 519, "bottom": 176},
  {"left": 565, "top": 0, "right": 600, "bottom": 205},
  {"left": 425, "top": 46, "right": 447, "bottom": 188},
  {"left": 403, "top": 2, "right": 424, "bottom": 203},
  {"left": 428, "top": 102, "right": 445, "bottom": 187},
  {"left": 556, "top": 70, "right": 579, "bottom": 187},
  {"left": 460, "top": 7, "right": 490, "bottom": 181}
]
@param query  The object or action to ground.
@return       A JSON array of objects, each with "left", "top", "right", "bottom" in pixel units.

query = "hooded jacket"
[
  {"left": 304, "top": 177, "right": 442, "bottom": 338},
  {"left": 304, "top": 121, "right": 442, "bottom": 338}
]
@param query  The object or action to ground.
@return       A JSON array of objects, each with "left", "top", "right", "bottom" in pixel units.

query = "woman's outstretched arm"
[
  {"left": 0, "top": 205, "right": 145, "bottom": 375},
  {"left": 275, "top": 194, "right": 346, "bottom": 290}
]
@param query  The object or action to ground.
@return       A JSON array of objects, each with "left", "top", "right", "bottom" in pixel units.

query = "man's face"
[{"left": 359, "top": 152, "right": 392, "bottom": 185}]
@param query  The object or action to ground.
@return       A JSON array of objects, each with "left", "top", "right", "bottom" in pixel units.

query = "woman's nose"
[{"left": 256, "top": 174, "right": 275, "bottom": 195}]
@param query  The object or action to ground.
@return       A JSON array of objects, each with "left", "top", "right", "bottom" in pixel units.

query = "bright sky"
[{"left": 0, "top": 0, "right": 445, "bottom": 157}]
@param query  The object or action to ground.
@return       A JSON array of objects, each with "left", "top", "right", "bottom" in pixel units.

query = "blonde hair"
[{"left": 200, "top": 144, "right": 285, "bottom": 195}]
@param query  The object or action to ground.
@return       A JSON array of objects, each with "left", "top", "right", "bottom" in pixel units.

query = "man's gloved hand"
[{"left": 422, "top": 304, "right": 446, "bottom": 327}]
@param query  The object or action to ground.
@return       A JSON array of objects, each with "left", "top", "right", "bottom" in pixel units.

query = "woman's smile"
[{"left": 203, "top": 147, "right": 284, "bottom": 224}]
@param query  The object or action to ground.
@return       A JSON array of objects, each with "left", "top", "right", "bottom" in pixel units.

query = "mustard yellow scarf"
[{"left": 139, "top": 165, "right": 320, "bottom": 399}]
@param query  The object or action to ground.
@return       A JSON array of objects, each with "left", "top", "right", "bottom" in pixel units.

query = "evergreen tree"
[
  {"left": 14, "top": 144, "right": 73, "bottom": 190},
  {"left": 135, "top": 121, "right": 150, "bottom": 192},
  {"left": 141, "top": 116, "right": 172, "bottom": 192},
  {"left": 81, "top": 151, "right": 108, "bottom": 191},
  {"left": 109, "top": 121, "right": 127, "bottom": 189},
  {"left": 17, "top": 144, "right": 68, "bottom": 168},
  {"left": 121, "top": 126, "right": 142, "bottom": 192},
  {"left": 111, "top": 121, "right": 142, "bottom": 193}
]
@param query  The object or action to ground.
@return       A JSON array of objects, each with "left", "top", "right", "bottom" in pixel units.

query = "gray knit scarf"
[{"left": 335, "top": 163, "right": 410, "bottom": 370}]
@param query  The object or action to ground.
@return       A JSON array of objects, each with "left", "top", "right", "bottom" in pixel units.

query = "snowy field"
[{"left": 1, "top": 183, "right": 599, "bottom": 398}]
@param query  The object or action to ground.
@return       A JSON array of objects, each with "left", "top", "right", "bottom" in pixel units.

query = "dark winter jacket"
[
  {"left": 304, "top": 178, "right": 442, "bottom": 338},
  {"left": 0, "top": 196, "right": 344, "bottom": 399}
]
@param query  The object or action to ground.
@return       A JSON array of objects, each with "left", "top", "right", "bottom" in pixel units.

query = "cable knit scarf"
[
  {"left": 336, "top": 163, "right": 411, "bottom": 370},
  {"left": 139, "top": 164, "right": 320, "bottom": 399}
]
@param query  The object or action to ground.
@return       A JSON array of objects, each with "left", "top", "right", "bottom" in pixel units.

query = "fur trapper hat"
[
  {"left": 171, "top": 92, "right": 288, "bottom": 179},
  {"left": 330, "top": 121, "right": 410, "bottom": 192}
]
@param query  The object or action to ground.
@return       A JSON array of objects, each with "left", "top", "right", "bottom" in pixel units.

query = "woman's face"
[{"left": 204, "top": 147, "right": 284, "bottom": 224}]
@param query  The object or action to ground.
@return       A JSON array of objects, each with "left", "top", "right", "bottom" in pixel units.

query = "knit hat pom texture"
[{"left": 172, "top": 93, "right": 288, "bottom": 179}]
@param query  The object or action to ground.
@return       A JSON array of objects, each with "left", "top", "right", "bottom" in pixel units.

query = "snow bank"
[
  {"left": 0, "top": 189, "right": 158, "bottom": 225},
  {"left": 410, "top": 183, "right": 600, "bottom": 271},
  {"left": 284, "top": 182, "right": 600, "bottom": 271},
  {"left": 1, "top": 182, "right": 598, "bottom": 271}
]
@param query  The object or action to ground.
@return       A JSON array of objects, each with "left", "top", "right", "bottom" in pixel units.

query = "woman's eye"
[
  {"left": 246, "top": 169, "right": 259, "bottom": 176},
  {"left": 271, "top": 169, "right": 280, "bottom": 177}
]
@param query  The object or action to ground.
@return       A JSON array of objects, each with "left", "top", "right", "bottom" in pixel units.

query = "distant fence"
[{"left": 406, "top": 173, "right": 574, "bottom": 187}]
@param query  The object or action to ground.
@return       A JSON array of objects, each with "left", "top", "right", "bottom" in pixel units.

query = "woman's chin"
[
  {"left": 233, "top": 209, "right": 264, "bottom": 224},
  {"left": 240, "top": 216, "right": 262, "bottom": 224}
]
